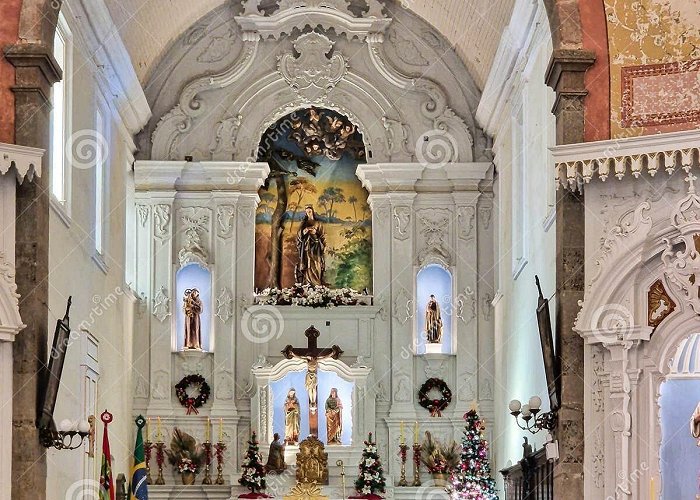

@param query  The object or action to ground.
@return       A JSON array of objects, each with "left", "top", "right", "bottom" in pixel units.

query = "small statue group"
[
  {"left": 183, "top": 288, "right": 202, "bottom": 350},
  {"left": 425, "top": 294, "right": 443, "bottom": 344}
]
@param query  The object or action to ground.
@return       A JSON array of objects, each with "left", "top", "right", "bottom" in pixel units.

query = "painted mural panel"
[
  {"left": 254, "top": 108, "right": 372, "bottom": 292},
  {"left": 605, "top": 0, "right": 700, "bottom": 137}
]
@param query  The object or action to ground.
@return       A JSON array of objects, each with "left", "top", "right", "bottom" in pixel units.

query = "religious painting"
[
  {"left": 416, "top": 264, "right": 453, "bottom": 354},
  {"left": 255, "top": 108, "right": 372, "bottom": 292}
]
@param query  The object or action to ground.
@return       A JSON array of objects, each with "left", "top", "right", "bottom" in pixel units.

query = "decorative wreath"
[
  {"left": 175, "top": 374, "right": 210, "bottom": 415},
  {"left": 418, "top": 378, "right": 452, "bottom": 417}
]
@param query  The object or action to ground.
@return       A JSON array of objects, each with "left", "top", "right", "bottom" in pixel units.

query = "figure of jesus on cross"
[{"left": 282, "top": 325, "right": 343, "bottom": 437}]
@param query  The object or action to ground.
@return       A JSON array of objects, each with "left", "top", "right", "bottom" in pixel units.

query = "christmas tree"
[
  {"left": 354, "top": 432, "right": 386, "bottom": 497},
  {"left": 239, "top": 431, "right": 266, "bottom": 493},
  {"left": 451, "top": 410, "right": 498, "bottom": 500}
]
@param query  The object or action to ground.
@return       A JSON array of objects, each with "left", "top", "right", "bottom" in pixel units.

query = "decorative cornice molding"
[
  {"left": 64, "top": 0, "right": 151, "bottom": 134},
  {"left": 133, "top": 161, "right": 270, "bottom": 192},
  {"left": 475, "top": 0, "right": 549, "bottom": 136},
  {"left": 0, "top": 142, "right": 44, "bottom": 182},
  {"left": 356, "top": 162, "right": 491, "bottom": 193},
  {"left": 235, "top": 0, "right": 391, "bottom": 41},
  {"left": 552, "top": 129, "right": 700, "bottom": 190}
]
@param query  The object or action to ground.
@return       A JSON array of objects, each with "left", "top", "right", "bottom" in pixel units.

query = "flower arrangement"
[
  {"left": 177, "top": 458, "right": 197, "bottom": 473},
  {"left": 256, "top": 284, "right": 365, "bottom": 308},
  {"left": 421, "top": 431, "right": 459, "bottom": 474},
  {"left": 166, "top": 428, "right": 205, "bottom": 475}
]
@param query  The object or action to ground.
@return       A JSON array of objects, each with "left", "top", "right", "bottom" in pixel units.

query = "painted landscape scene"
[{"left": 254, "top": 108, "right": 372, "bottom": 292}]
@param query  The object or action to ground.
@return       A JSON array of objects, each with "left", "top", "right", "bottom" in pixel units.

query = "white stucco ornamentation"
[
  {"left": 215, "top": 287, "right": 234, "bottom": 323},
  {"left": 178, "top": 207, "right": 211, "bottom": 267},
  {"left": 152, "top": 286, "right": 171, "bottom": 322},
  {"left": 279, "top": 32, "right": 347, "bottom": 102}
]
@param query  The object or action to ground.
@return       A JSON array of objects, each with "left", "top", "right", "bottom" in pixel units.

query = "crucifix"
[{"left": 282, "top": 325, "right": 343, "bottom": 437}]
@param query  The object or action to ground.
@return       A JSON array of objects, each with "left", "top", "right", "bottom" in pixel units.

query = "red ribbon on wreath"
[{"left": 185, "top": 397, "right": 199, "bottom": 415}]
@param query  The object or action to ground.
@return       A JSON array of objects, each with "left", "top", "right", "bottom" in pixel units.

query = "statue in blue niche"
[
  {"left": 183, "top": 288, "right": 202, "bottom": 350},
  {"left": 425, "top": 294, "right": 443, "bottom": 344}
]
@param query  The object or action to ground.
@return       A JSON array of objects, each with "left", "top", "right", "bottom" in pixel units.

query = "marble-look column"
[
  {"left": 546, "top": 48, "right": 596, "bottom": 498},
  {"left": 5, "top": 42, "right": 60, "bottom": 500}
]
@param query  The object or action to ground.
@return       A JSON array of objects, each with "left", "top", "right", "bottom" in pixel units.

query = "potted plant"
[
  {"left": 166, "top": 428, "right": 205, "bottom": 485},
  {"left": 421, "top": 431, "right": 459, "bottom": 486}
]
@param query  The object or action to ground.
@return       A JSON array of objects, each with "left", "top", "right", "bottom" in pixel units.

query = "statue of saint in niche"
[
  {"left": 183, "top": 288, "right": 202, "bottom": 350},
  {"left": 295, "top": 205, "right": 326, "bottom": 286},
  {"left": 265, "top": 433, "right": 287, "bottom": 473},
  {"left": 425, "top": 294, "right": 443, "bottom": 344},
  {"left": 324, "top": 388, "right": 343, "bottom": 445},
  {"left": 284, "top": 388, "right": 301, "bottom": 445}
]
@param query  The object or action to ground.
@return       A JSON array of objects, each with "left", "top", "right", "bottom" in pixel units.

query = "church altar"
[{"left": 128, "top": 0, "right": 496, "bottom": 496}]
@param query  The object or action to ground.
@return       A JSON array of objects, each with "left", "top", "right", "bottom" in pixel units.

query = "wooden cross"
[{"left": 281, "top": 325, "right": 343, "bottom": 437}]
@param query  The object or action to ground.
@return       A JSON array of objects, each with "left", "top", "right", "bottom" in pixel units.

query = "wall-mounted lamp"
[
  {"left": 39, "top": 415, "right": 95, "bottom": 451},
  {"left": 509, "top": 396, "right": 557, "bottom": 435}
]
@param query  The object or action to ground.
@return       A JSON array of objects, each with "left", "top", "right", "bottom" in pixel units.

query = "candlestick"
[
  {"left": 399, "top": 421, "right": 405, "bottom": 445},
  {"left": 155, "top": 442, "right": 166, "bottom": 485},
  {"left": 145, "top": 440, "right": 153, "bottom": 484},
  {"left": 215, "top": 441, "right": 226, "bottom": 485},
  {"left": 398, "top": 444, "right": 409, "bottom": 487},
  {"left": 202, "top": 441, "right": 213, "bottom": 485},
  {"left": 218, "top": 418, "right": 223, "bottom": 442},
  {"left": 412, "top": 443, "right": 421, "bottom": 487}
]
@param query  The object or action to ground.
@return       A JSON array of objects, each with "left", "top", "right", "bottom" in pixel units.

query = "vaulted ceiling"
[{"left": 104, "top": 0, "right": 515, "bottom": 89}]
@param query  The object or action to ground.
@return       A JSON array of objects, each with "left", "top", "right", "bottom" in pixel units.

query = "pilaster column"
[
  {"left": 452, "top": 191, "right": 482, "bottom": 416},
  {"left": 147, "top": 194, "right": 176, "bottom": 413},
  {"left": 5, "top": 42, "right": 60, "bottom": 500},
  {"left": 545, "top": 48, "right": 595, "bottom": 499},
  {"left": 211, "top": 193, "right": 239, "bottom": 416}
]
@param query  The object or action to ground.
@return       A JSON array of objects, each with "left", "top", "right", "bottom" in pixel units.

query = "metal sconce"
[
  {"left": 39, "top": 415, "right": 95, "bottom": 451},
  {"left": 509, "top": 396, "right": 557, "bottom": 435}
]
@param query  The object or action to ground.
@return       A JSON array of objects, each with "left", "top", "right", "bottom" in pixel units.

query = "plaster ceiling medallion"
[
  {"left": 279, "top": 33, "right": 347, "bottom": 102},
  {"left": 236, "top": 0, "right": 391, "bottom": 41}
]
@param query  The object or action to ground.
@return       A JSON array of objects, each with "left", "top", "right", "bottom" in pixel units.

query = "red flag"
[{"left": 99, "top": 410, "right": 115, "bottom": 500}]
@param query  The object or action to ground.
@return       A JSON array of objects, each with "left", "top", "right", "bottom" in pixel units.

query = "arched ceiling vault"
[{"left": 104, "top": 0, "right": 515, "bottom": 89}]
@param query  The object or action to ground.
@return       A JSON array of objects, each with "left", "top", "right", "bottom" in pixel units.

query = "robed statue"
[
  {"left": 324, "top": 388, "right": 343, "bottom": 445},
  {"left": 266, "top": 433, "right": 287, "bottom": 473},
  {"left": 691, "top": 401, "right": 700, "bottom": 446},
  {"left": 296, "top": 205, "right": 326, "bottom": 286},
  {"left": 285, "top": 388, "right": 301, "bottom": 445},
  {"left": 425, "top": 294, "right": 443, "bottom": 344},
  {"left": 183, "top": 288, "right": 202, "bottom": 350}
]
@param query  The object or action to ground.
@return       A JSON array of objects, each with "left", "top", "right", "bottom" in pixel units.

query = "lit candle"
[
  {"left": 414, "top": 421, "right": 419, "bottom": 443},
  {"left": 146, "top": 417, "right": 150, "bottom": 442},
  {"left": 399, "top": 421, "right": 405, "bottom": 445},
  {"left": 650, "top": 477, "right": 655, "bottom": 500},
  {"left": 157, "top": 416, "right": 163, "bottom": 441},
  {"left": 205, "top": 417, "right": 210, "bottom": 442},
  {"left": 219, "top": 418, "right": 224, "bottom": 442}
]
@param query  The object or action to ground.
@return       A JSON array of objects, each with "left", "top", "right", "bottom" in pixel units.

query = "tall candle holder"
[
  {"left": 397, "top": 444, "right": 409, "bottom": 486},
  {"left": 411, "top": 443, "right": 422, "bottom": 487},
  {"left": 155, "top": 441, "right": 166, "bottom": 485},
  {"left": 202, "top": 441, "right": 213, "bottom": 485},
  {"left": 214, "top": 441, "right": 226, "bottom": 485},
  {"left": 144, "top": 441, "right": 153, "bottom": 484}
]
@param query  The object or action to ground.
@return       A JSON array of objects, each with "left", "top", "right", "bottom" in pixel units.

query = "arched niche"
[
  {"left": 174, "top": 263, "right": 212, "bottom": 352},
  {"left": 251, "top": 357, "right": 372, "bottom": 449},
  {"left": 415, "top": 263, "right": 453, "bottom": 354},
  {"left": 254, "top": 108, "right": 372, "bottom": 292},
  {"left": 659, "top": 333, "right": 700, "bottom": 499}
]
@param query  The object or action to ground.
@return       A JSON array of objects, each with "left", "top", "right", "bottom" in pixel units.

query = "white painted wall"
[
  {"left": 45, "top": 2, "right": 143, "bottom": 498},
  {"left": 476, "top": 1, "right": 557, "bottom": 491}
]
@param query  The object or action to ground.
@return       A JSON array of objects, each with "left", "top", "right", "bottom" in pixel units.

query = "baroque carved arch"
[{"left": 147, "top": 0, "right": 481, "bottom": 165}]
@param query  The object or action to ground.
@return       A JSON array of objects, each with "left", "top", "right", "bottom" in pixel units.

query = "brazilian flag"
[{"left": 130, "top": 415, "right": 148, "bottom": 500}]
